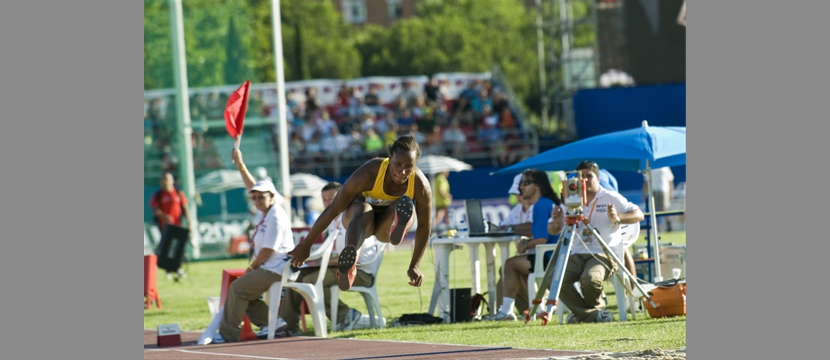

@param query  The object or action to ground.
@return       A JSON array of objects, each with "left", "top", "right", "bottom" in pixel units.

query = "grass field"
[{"left": 144, "top": 230, "right": 686, "bottom": 352}]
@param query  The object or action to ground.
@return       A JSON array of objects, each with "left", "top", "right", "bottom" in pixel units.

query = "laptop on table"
[{"left": 465, "top": 199, "right": 515, "bottom": 237}]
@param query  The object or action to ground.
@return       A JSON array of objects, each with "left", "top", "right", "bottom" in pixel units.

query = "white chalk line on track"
[{"left": 147, "top": 348, "right": 296, "bottom": 360}]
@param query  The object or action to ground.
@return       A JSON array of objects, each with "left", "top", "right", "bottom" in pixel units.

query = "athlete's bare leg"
[
  {"left": 372, "top": 195, "right": 414, "bottom": 245},
  {"left": 341, "top": 201, "right": 375, "bottom": 250}
]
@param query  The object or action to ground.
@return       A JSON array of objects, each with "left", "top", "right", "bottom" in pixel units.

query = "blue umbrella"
[
  {"left": 495, "top": 121, "right": 686, "bottom": 281},
  {"left": 495, "top": 121, "right": 685, "bottom": 174}
]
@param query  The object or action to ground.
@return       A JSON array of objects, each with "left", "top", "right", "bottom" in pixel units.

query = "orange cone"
[{"left": 240, "top": 315, "right": 259, "bottom": 341}]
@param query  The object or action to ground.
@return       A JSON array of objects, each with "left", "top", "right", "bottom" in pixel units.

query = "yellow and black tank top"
[{"left": 361, "top": 158, "right": 415, "bottom": 206}]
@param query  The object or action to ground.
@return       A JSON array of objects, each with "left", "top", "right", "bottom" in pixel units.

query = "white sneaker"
[
  {"left": 486, "top": 312, "right": 517, "bottom": 321},
  {"left": 336, "top": 309, "right": 362, "bottom": 331},
  {"left": 256, "top": 318, "right": 288, "bottom": 338}
]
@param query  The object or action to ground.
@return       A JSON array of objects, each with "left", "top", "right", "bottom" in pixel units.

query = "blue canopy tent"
[{"left": 494, "top": 121, "right": 686, "bottom": 281}]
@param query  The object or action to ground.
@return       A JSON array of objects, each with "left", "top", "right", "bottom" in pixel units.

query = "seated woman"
[{"left": 485, "top": 169, "right": 561, "bottom": 321}]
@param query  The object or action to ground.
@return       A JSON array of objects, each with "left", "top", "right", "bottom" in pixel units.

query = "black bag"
[{"left": 397, "top": 313, "right": 443, "bottom": 325}]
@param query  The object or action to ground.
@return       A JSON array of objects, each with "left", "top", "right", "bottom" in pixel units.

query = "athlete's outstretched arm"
[{"left": 407, "top": 168, "right": 432, "bottom": 287}]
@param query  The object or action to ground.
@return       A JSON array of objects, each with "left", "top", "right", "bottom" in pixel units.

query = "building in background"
[{"left": 332, "top": 0, "right": 418, "bottom": 26}]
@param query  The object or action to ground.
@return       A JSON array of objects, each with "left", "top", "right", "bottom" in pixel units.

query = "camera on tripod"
[{"left": 561, "top": 171, "right": 587, "bottom": 209}]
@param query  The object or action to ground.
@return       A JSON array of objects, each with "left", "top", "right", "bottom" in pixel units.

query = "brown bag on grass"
[{"left": 644, "top": 279, "right": 686, "bottom": 318}]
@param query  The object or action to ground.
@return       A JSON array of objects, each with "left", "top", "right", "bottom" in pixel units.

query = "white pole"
[
  {"left": 646, "top": 160, "right": 662, "bottom": 281},
  {"left": 271, "top": 0, "right": 292, "bottom": 220},
  {"left": 169, "top": 0, "right": 200, "bottom": 258},
  {"left": 220, "top": 191, "right": 228, "bottom": 224}
]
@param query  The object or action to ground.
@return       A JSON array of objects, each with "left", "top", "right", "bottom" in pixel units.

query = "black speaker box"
[
  {"left": 451, "top": 288, "right": 472, "bottom": 323},
  {"left": 156, "top": 224, "right": 189, "bottom": 273}
]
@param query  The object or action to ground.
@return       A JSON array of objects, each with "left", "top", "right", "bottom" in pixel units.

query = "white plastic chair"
[
  {"left": 330, "top": 242, "right": 387, "bottom": 332},
  {"left": 266, "top": 230, "right": 338, "bottom": 339}
]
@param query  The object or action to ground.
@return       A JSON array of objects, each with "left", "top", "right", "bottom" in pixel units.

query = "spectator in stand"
[
  {"left": 480, "top": 105, "right": 498, "bottom": 129},
  {"left": 432, "top": 101, "right": 449, "bottom": 126},
  {"left": 418, "top": 111, "right": 437, "bottom": 134},
  {"left": 374, "top": 113, "right": 390, "bottom": 136},
  {"left": 346, "top": 125, "right": 366, "bottom": 159},
  {"left": 346, "top": 87, "right": 364, "bottom": 119},
  {"left": 288, "top": 131, "right": 307, "bottom": 171},
  {"left": 397, "top": 81, "right": 420, "bottom": 108},
  {"left": 316, "top": 111, "right": 337, "bottom": 139},
  {"left": 470, "top": 88, "right": 492, "bottom": 117},
  {"left": 363, "top": 128, "right": 385, "bottom": 157},
  {"left": 383, "top": 123, "right": 399, "bottom": 147},
  {"left": 499, "top": 106, "right": 517, "bottom": 130},
  {"left": 285, "top": 93, "right": 299, "bottom": 115},
  {"left": 392, "top": 98, "right": 408, "bottom": 119},
  {"left": 359, "top": 113, "right": 376, "bottom": 134},
  {"left": 491, "top": 91, "right": 510, "bottom": 120},
  {"left": 478, "top": 116, "right": 506, "bottom": 167},
  {"left": 305, "top": 87, "right": 322, "bottom": 119},
  {"left": 336, "top": 84, "right": 351, "bottom": 108},
  {"left": 408, "top": 123, "right": 426, "bottom": 148},
  {"left": 442, "top": 119, "right": 467, "bottom": 159},
  {"left": 412, "top": 96, "right": 429, "bottom": 119},
  {"left": 364, "top": 85, "right": 381, "bottom": 107},
  {"left": 397, "top": 109, "right": 417, "bottom": 130},
  {"left": 322, "top": 126, "right": 350, "bottom": 156},
  {"left": 354, "top": 97, "right": 374, "bottom": 119},
  {"left": 299, "top": 116, "right": 318, "bottom": 142},
  {"left": 424, "top": 76, "right": 442, "bottom": 104},
  {"left": 423, "top": 124, "right": 443, "bottom": 156},
  {"left": 305, "top": 131, "right": 324, "bottom": 170}
]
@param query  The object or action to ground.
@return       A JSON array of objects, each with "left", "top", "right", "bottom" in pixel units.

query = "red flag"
[{"left": 224, "top": 80, "right": 251, "bottom": 139}]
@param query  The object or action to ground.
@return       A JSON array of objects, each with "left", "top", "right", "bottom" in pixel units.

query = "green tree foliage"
[
  {"left": 145, "top": 0, "right": 360, "bottom": 90},
  {"left": 354, "top": 0, "right": 540, "bottom": 110},
  {"left": 224, "top": 16, "right": 254, "bottom": 85}
]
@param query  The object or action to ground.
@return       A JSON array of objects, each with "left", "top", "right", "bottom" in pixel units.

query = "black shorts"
[{"left": 527, "top": 253, "right": 552, "bottom": 273}]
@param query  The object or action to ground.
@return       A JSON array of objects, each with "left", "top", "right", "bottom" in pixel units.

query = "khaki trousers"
[
  {"left": 559, "top": 254, "right": 616, "bottom": 323},
  {"left": 219, "top": 268, "right": 282, "bottom": 342}
]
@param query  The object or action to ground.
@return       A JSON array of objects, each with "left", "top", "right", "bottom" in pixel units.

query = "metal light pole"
[
  {"left": 271, "top": 0, "right": 292, "bottom": 219},
  {"left": 535, "top": 0, "right": 549, "bottom": 132},
  {"left": 169, "top": 0, "right": 200, "bottom": 258}
]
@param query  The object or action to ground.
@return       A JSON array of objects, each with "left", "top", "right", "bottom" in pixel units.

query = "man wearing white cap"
[{"left": 213, "top": 149, "right": 294, "bottom": 343}]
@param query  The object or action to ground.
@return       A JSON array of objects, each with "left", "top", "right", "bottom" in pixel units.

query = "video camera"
[{"left": 561, "top": 171, "right": 587, "bottom": 209}]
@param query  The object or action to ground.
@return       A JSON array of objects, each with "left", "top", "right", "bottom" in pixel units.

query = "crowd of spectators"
[
  {"left": 277, "top": 77, "right": 531, "bottom": 173},
  {"left": 144, "top": 76, "right": 532, "bottom": 178}
]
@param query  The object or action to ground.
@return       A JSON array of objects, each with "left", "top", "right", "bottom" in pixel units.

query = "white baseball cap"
[
  {"left": 508, "top": 174, "right": 523, "bottom": 195},
  {"left": 250, "top": 180, "right": 284, "bottom": 203}
]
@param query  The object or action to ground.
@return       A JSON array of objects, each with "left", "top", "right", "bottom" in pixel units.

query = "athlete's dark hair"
[
  {"left": 387, "top": 134, "right": 422, "bottom": 159},
  {"left": 522, "top": 169, "right": 561, "bottom": 206},
  {"left": 322, "top": 181, "right": 342, "bottom": 192}
]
